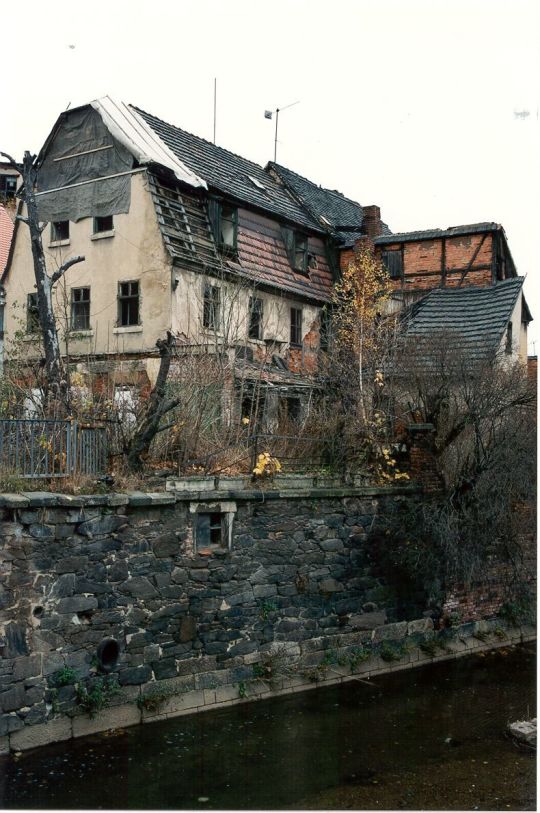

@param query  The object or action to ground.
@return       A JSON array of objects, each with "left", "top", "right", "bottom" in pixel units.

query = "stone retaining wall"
[{"left": 0, "top": 484, "right": 534, "bottom": 754}]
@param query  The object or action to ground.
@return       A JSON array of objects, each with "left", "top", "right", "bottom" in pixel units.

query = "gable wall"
[{"left": 3, "top": 173, "right": 172, "bottom": 367}]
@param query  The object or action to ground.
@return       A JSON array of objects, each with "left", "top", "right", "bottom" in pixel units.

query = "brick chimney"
[{"left": 362, "top": 205, "right": 382, "bottom": 241}]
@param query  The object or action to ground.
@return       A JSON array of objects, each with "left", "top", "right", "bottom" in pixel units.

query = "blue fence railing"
[{"left": 0, "top": 419, "right": 107, "bottom": 478}]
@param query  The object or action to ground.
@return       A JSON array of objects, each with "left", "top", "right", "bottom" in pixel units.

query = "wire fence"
[{"left": 0, "top": 419, "right": 107, "bottom": 478}]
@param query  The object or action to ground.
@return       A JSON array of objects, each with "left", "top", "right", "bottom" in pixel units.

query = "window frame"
[
  {"left": 117, "top": 280, "right": 140, "bottom": 327},
  {"left": 26, "top": 292, "right": 40, "bottom": 334},
  {"left": 51, "top": 220, "right": 70, "bottom": 242},
  {"left": 93, "top": 215, "right": 114, "bottom": 234},
  {"left": 293, "top": 233, "right": 308, "bottom": 274},
  {"left": 319, "top": 306, "right": 332, "bottom": 351},
  {"left": 70, "top": 287, "right": 91, "bottom": 331},
  {"left": 190, "top": 501, "right": 237, "bottom": 555},
  {"left": 290, "top": 307, "right": 303, "bottom": 346},
  {"left": 248, "top": 296, "right": 263, "bottom": 340},
  {"left": 203, "top": 283, "right": 221, "bottom": 331}
]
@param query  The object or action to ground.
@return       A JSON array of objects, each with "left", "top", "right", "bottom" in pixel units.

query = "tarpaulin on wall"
[{"left": 36, "top": 106, "right": 133, "bottom": 223}]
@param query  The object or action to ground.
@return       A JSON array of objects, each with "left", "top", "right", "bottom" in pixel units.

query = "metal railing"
[{"left": 0, "top": 419, "right": 107, "bottom": 478}]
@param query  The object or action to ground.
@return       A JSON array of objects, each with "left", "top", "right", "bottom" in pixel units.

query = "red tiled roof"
[{"left": 0, "top": 205, "right": 15, "bottom": 275}]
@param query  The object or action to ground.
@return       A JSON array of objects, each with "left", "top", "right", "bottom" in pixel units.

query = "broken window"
[
  {"left": 118, "top": 281, "right": 140, "bottom": 326},
  {"left": 26, "top": 293, "right": 39, "bottom": 333},
  {"left": 248, "top": 297, "right": 263, "bottom": 340},
  {"left": 208, "top": 199, "right": 238, "bottom": 255},
  {"left": 381, "top": 249, "right": 403, "bottom": 280},
  {"left": 293, "top": 233, "right": 308, "bottom": 273},
  {"left": 192, "top": 503, "right": 236, "bottom": 554},
  {"left": 203, "top": 283, "right": 220, "bottom": 330},
  {"left": 290, "top": 307, "right": 303, "bottom": 346},
  {"left": 93, "top": 215, "right": 114, "bottom": 234},
  {"left": 51, "top": 220, "right": 69, "bottom": 241},
  {"left": 71, "top": 287, "right": 91, "bottom": 331},
  {"left": 279, "top": 395, "right": 301, "bottom": 428}
]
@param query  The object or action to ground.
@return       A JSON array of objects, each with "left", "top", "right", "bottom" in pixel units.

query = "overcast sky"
[{"left": 4, "top": 0, "right": 539, "bottom": 349}]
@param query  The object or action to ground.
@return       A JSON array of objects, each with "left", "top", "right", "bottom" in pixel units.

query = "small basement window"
[
  {"left": 191, "top": 501, "right": 237, "bottom": 555},
  {"left": 94, "top": 215, "right": 114, "bottom": 233},
  {"left": 51, "top": 220, "right": 69, "bottom": 241}
]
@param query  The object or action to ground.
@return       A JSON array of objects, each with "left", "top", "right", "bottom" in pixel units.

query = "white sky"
[{"left": 3, "top": 0, "right": 539, "bottom": 350}]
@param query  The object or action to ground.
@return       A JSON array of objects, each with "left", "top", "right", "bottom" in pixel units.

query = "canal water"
[{"left": 0, "top": 645, "right": 535, "bottom": 810}]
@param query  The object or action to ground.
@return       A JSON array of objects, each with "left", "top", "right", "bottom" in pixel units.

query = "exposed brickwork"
[{"left": 382, "top": 232, "right": 495, "bottom": 294}]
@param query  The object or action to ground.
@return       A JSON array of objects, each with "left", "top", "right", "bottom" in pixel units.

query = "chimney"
[{"left": 362, "top": 205, "right": 382, "bottom": 241}]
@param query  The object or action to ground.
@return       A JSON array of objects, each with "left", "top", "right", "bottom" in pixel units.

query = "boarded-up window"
[
  {"left": 382, "top": 249, "right": 403, "bottom": 280},
  {"left": 196, "top": 512, "right": 228, "bottom": 553}
]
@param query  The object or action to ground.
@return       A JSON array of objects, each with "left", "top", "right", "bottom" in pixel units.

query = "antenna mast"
[
  {"left": 264, "top": 101, "right": 300, "bottom": 163},
  {"left": 213, "top": 78, "right": 217, "bottom": 144}
]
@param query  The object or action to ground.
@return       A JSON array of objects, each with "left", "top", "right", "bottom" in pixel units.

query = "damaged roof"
[
  {"left": 375, "top": 222, "right": 502, "bottom": 244},
  {"left": 268, "top": 162, "right": 364, "bottom": 238},
  {"left": 133, "top": 106, "right": 322, "bottom": 233},
  {"left": 402, "top": 277, "right": 529, "bottom": 360},
  {"left": 268, "top": 163, "right": 392, "bottom": 244}
]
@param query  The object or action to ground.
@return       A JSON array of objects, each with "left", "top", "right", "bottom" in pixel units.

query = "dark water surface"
[{"left": 0, "top": 645, "right": 535, "bottom": 810}]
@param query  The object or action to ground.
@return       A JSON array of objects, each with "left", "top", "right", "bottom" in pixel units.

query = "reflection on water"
[{"left": 0, "top": 645, "right": 535, "bottom": 810}]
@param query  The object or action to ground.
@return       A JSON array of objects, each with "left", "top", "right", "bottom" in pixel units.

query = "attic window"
[
  {"left": 94, "top": 215, "right": 114, "bottom": 234},
  {"left": 51, "top": 220, "right": 69, "bottom": 242},
  {"left": 208, "top": 199, "right": 238, "bottom": 256},
  {"left": 248, "top": 176, "right": 266, "bottom": 190},
  {"left": 294, "top": 233, "right": 308, "bottom": 274}
]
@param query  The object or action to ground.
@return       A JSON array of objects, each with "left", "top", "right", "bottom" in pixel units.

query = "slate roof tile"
[
  {"left": 132, "top": 107, "right": 322, "bottom": 233},
  {"left": 402, "top": 277, "right": 526, "bottom": 360},
  {"left": 375, "top": 222, "right": 501, "bottom": 244}
]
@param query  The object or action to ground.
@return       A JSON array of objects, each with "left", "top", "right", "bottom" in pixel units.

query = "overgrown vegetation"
[{"left": 75, "top": 676, "right": 121, "bottom": 717}]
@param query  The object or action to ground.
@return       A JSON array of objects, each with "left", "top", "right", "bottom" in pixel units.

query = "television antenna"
[{"left": 264, "top": 101, "right": 300, "bottom": 163}]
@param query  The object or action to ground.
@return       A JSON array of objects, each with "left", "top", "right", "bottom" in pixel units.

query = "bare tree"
[{"left": 0, "top": 150, "right": 84, "bottom": 409}]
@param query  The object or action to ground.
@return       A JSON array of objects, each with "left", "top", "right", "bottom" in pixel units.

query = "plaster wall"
[{"left": 3, "top": 173, "right": 172, "bottom": 363}]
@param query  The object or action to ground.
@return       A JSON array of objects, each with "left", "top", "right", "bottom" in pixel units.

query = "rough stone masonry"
[{"left": 0, "top": 481, "right": 533, "bottom": 754}]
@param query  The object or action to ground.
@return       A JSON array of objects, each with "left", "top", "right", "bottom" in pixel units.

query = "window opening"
[
  {"left": 51, "top": 220, "right": 69, "bottom": 241},
  {"left": 71, "top": 287, "right": 90, "bottom": 330},
  {"left": 219, "top": 205, "right": 238, "bottom": 253},
  {"left": 320, "top": 306, "right": 332, "bottom": 351},
  {"left": 0, "top": 174, "right": 17, "bottom": 200},
  {"left": 94, "top": 215, "right": 114, "bottom": 233},
  {"left": 248, "top": 297, "right": 263, "bottom": 340},
  {"left": 294, "top": 233, "right": 308, "bottom": 273},
  {"left": 27, "top": 292, "right": 39, "bottom": 333},
  {"left": 196, "top": 512, "right": 225, "bottom": 552},
  {"left": 290, "top": 307, "right": 302, "bottom": 346},
  {"left": 203, "top": 284, "right": 221, "bottom": 330},
  {"left": 118, "top": 281, "right": 140, "bottom": 326}
]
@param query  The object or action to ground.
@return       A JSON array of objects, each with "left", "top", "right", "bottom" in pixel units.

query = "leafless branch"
[{"left": 50, "top": 255, "right": 86, "bottom": 285}]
